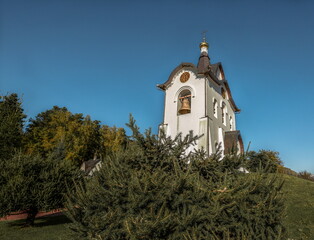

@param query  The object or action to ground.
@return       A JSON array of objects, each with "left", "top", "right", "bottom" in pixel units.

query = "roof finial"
[{"left": 199, "top": 31, "right": 209, "bottom": 53}]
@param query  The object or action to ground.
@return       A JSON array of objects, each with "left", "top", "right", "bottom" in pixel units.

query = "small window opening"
[
  {"left": 230, "top": 116, "right": 233, "bottom": 130},
  {"left": 213, "top": 99, "right": 218, "bottom": 118},
  {"left": 221, "top": 103, "right": 226, "bottom": 124}
]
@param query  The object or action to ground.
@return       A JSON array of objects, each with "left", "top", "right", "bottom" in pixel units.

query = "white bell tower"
[{"left": 157, "top": 39, "right": 243, "bottom": 155}]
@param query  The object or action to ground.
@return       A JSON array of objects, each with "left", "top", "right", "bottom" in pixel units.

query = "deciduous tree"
[
  {"left": 25, "top": 106, "right": 100, "bottom": 165},
  {"left": 246, "top": 150, "right": 283, "bottom": 173},
  {"left": 99, "top": 125, "right": 127, "bottom": 157}
]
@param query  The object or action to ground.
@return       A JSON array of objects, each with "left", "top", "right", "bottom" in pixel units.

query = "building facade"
[{"left": 157, "top": 40, "right": 243, "bottom": 156}]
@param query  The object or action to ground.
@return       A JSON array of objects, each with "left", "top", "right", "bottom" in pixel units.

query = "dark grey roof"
[
  {"left": 210, "top": 63, "right": 219, "bottom": 71},
  {"left": 81, "top": 159, "right": 101, "bottom": 175},
  {"left": 210, "top": 63, "right": 221, "bottom": 77},
  {"left": 157, "top": 51, "right": 240, "bottom": 112},
  {"left": 224, "top": 131, "right": 244, "bottom": 154},
  {"left": 157, "top": 62, "right": 197, "bottom": 90},
  {"left": 223, "top": 80, "right": 240, "bottom": 113},
  {"left": 197, "top": 52, "right": 211, "bottom": 74}
]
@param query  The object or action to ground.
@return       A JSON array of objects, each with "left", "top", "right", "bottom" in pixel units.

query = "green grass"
[
  {"left": 0, "top": 174, "right": 313, "bottom": 240},
  {"left": 282, "top": 174, "right": 314, "bottom": 240},
  {"left": 0, "top": 215, "right": 73, "bottom": 240}
]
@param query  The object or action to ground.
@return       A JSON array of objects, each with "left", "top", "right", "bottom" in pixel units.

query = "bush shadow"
[{"left": 7, "top": 214, "right": 72, "bottom": 228}]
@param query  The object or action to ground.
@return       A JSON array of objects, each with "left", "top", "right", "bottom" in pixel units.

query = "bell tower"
[{"left": 157, "top": 39, "right": 243, "bottom": 155}]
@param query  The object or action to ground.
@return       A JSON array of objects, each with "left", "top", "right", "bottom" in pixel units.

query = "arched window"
[
  {"left": 221, "top": 102, "right": 226, "bottom": 124},
  {"left": 213, "top": 99, "right": 218, "bottom": 118},
  {"left": 177, "top": 89, "right": 191, "bottom": 115},
  {"left": 229, "top": 116, "right": 233, "bottom": 130}
]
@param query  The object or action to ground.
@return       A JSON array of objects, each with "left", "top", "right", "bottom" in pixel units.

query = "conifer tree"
[
  {"left": 66, "top": 116, "right": 286, "bottom": 239},
  {"left": 0, "top": 93, "right": 26, "bottom": 159},
  {"left": 0, "top": 151, "right": 81, "bottom": 226}
]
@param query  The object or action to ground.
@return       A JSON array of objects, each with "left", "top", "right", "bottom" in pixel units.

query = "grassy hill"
[
  {"left": 282, "top": 174, "right": 314, "bottom": 239},
  {"left": 0, "top": 174, "right": 313, "bottom": 240}
]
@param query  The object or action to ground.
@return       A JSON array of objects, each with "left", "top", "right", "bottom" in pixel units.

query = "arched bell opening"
[{"left": 177, "top": 89, "right": 191, "bottom": 115}]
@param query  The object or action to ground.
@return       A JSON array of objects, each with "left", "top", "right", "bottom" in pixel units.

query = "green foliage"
[
  {"left": 0, "top": 93, "right": 26, "bottom": 159},
  {"left": 0, "top": 151, "right": 81, "bottom": 226},
  {"left": 297, "top": 170, "right": 314, "bottom": 182},
  {"left": 0, "top": 215, "right": 73, "bottom": 240},
  {"left": 99, "top": 125, "right": 127, "bottom": 157},
  {"left": 66, "top": 116, "right": 286, "bottom": 240},
  {"left": 277, "top": 165, "right": 298, "bottom": 177},
  {"left": 25, "top": 106, "right": 100, "bottom": 165},
  {"left": 1, "top": 174, "right": 312, "bottom": 240},
  {"left": 246, "top": 150, "right": 283, "bottom": 173},
  {"left": 282, "top": 174, "right": 314, "bottom": 239},
  {"left": 24, "top": 106, "right": 127, "bottom": 166}
]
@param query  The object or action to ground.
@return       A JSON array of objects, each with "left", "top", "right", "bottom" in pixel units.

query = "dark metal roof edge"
[
  {"left": 223, "top": 80, "right": 241, "bottom": 113},
  {"left": 157, "top": 61, "right": 240, "bottom": 113},
  {"left": 225, "top": 130, "right": 240, "bottom": 135},
  {"left": 206, "top": 70, "right": 222, "bottom": 86},
  {"left": 157, "top": 62, "right": 197, "bottom": 90}
]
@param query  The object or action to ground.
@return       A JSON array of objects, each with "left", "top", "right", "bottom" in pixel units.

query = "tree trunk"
[{"left": 25, "top": 207, "right": 38, "bottom": 226}]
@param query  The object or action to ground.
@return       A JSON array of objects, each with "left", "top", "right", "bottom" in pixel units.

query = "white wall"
[
  {"left": 162, "top": 67, "right": 237, "bottom": 155},
  {"left": 205, "top": 77, "right": 236, "bottom": 153},
  {"left": 163, "top": 68, "right": 205, "bottom": 151}
]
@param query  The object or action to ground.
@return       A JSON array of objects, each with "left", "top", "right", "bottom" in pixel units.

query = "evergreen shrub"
[
  {"left": 66, "top": 116, "right": 286, "bottom": 240},
  {"left": 0, "top": 151, "right": 80, "bottom": 226}
]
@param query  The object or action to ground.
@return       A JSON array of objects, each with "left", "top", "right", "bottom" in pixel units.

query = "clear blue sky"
[{"left": 1, "top": 0, "right": 313, "bottom": 172}]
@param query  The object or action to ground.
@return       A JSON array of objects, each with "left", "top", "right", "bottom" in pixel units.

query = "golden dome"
[{"left": 199, "top": 41, "right": 209, "bottom": 49}]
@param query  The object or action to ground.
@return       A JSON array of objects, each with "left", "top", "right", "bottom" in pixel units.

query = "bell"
[{"left": 179, "top": 97, "right": 191, "bottom": 114}]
